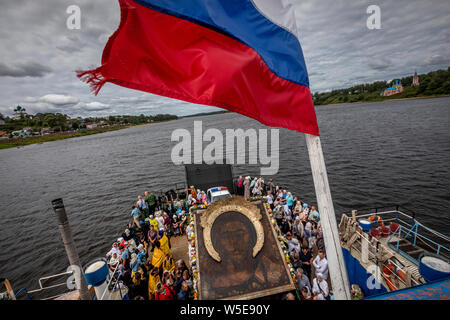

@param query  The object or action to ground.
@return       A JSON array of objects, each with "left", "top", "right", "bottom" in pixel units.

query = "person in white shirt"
[
  {"left": 108, "top": 252, "right": 121, "bottom": 271},
  {"left": 155, "top": 211, "right": 165, "bottom": 231},
  {"left": 286, "top": 232, "right": 301, "bottom": 254},
  {"left": 312, "top": 273, "right": 329, "bottom": 300},
  {"left": 312, "top": 250, "right": 329, "bottom": 281},
  {"left": 186, "top": 223, "right": 193, "bottom": 239},
  {"left": 304, "top": 221, "right": 316, "bottom": 249},
  {"left": 106, "top": 242, "right": 121, "bottom": 257},
  {"left": 267, "top": 192, "right": 274, "bottom": 207}
]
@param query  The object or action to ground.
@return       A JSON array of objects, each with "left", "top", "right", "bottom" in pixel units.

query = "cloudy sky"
[{"left": 0, "top": 0, "right": 449, "bottom": 118}]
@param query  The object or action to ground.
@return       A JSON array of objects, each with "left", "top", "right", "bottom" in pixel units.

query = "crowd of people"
[
  {"left": 105, "top": 177, "right": 330, "bottom": 300},
  {"left": 106, "top": 190, "right": 195, "bottom": 300},
  {"left": 237, "top": 176, "right": 331, "bottom": 300}
]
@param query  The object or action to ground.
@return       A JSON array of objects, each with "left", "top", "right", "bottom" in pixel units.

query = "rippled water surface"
[{"left": 0, "top": 97, "right": 449, "bottom": 294}]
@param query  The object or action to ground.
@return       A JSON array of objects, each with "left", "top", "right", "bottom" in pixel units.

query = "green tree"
[
  {"left": 72, "top": 120, "right": 80, "bottom": 130},
  {"left": 44, "top": 114, "right": 58, "bottom": 128}
]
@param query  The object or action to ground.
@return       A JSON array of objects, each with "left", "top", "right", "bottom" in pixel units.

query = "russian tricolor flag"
[{"left": 78, "top": 0, "right": 319, "bottom": 135}]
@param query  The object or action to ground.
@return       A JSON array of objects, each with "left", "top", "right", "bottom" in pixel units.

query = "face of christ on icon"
[{"left": 211, "top": 211, "right": 257, "bottom": 288}]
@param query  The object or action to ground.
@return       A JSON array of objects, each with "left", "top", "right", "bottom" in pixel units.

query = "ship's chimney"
[{"left": 51, "top": 198, "right": 91, "bottom": 300}]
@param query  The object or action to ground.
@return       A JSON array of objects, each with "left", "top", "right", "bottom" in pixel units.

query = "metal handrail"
[
  {"left": 355, "top": 210, "right": 413, "bottom": 220},
  {"left": 349, "top": 230, "right": 420, "bottom": 287},
  {"left": 99, "top": 260, "right": 121, "bottom": 300},
  {"left": 352, "top": 205, "right": 450, "bottom": 226},
  {"left": 26, "top": 270, "right": 74, "bottom": 295},
  {"left": 354, "top": 209, "right": 450, "bottom": 244},
  {"left": 389, "top": 224, "right": 450, "bottom": 261},
  {"left": 13, "top": 270, "right": 75, "bottom": 300}
]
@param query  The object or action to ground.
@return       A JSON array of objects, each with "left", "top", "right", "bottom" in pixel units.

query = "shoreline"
[
  {"left": 0, "top": 122, "right": 163, "bottom": 150},
  {"left": 2, "top": 95, "right": 448, "bottom": 150},
  {"left": 315, "top": 94, "right": 450, "bottom": 108}
]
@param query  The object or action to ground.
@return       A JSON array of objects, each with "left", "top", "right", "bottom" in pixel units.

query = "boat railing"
[
  {"left": 389, "top": 224, "right": 450, "bottom": 263},
  {"left": 98, "top": 260, "right": 123, "bottom": 300},
  {"left": 14, "top": 270, "right": 76, "bottom": 300},
  {"left": 16, "top": 260, "right": 125, "bottom": 300},
  {"left": 154, "top": 183, "right": 188, "bottom": 200},
  {"left": 348, "top": 228, "right": 421, "bottom": 288},
  {"left": 351, "top": 207, "right": 450, "bottom": 263}
]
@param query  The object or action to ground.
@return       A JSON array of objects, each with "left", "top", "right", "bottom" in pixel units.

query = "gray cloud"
[
  {"left": 424, "top": 54, "right": 450, "bottom": 66},
  {"left": 0, "top": 61, "right": 52, "bottom": 78},
  {"left": 368, "top": 58, "right": 392, "bottom": 71}
]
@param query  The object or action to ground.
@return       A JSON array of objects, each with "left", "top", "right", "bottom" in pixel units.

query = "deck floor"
[
  {"left": 170, "top": 234, "right": 190, "bottom": 265},
  {"left": 146, "top": 234, "right": 189, "bottom": 266}
]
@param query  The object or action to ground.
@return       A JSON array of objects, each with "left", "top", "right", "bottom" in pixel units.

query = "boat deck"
[
  {"left": 381, "top": 236, "right": 425, "bottom": 282},
  {"left": 170, "top": 234, "right": 190, "bottom": 266}
]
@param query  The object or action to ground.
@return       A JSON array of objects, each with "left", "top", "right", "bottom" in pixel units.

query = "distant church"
[
  {"left": 412, "top": 71, "right": 420, "bottom": 87},
  {"left": 13, "top": 105, "right": 27, "bottom": 120},
  {"left": 382, "top": 79, "right": 404, "bottom": 96},
  {"left": 381, "top": 71, "right": 419, "bottom": 96}
]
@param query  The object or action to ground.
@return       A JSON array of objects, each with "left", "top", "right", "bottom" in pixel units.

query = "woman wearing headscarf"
[
  {"left": 108, "top": 252, "right": 121, "bottom": 272},
  {"left": 163, "top": 212, "right": 172, "bottom": 236},
  {"left": 267, "top": 191, "right": 274, "bottom": 210},
  {"left": 179, "top": 212, "right": 187, "bottom": 235},
  {"left": 293, "top": 216, "right": 304, "bottom": 242},
  {"left": 293, "top": 197, "right": 303, "bottom": 216},
  {"left": 201, "top": 191, "right": 207, "bottom": 204},
  {"left": 250, "top": 177, "right": 258, "bottom": 196},
  {"left": 316, "top": 224, "right": 325, "bottom": 252},
  {"left": 304, "top": 221, "right": 317, "bottom": 249},
  {"left": 281, "top": 217, "right": 291, "bottom": 235},
  {"left": 312, "top": 273, "right": 329, "bottom": 300},
  {"left": 187, "top": 193, "right": 194, "bottom": 206},
  {"left": 243, "top": 176, "right": 250, "bottom": 199},
  {"left": 172, "top": 215, "right": 180, "bottom": 236},
  {"left": 148, "top": 215, "right": 159, "bottom": 231},
  {"left": 237, "top": 176, "right": 243, "bottom": 195},
  {"left": 258, "top": 176, "right": 265, "bottom": 195}
]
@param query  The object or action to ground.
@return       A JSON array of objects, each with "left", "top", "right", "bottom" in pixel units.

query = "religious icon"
[{"left": 193, "top": 197, "right": 295, "bottom": 300}]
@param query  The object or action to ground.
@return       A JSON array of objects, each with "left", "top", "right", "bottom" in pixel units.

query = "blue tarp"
[
  {"left": 365, "top": 277, "right": 450, "bottom": 300},
  {"left": 342, "top": 247, "right": 387, "bottom": 297}
]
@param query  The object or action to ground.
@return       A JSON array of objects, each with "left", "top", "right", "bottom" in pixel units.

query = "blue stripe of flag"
[{"left": 133, "top": 0, "right": 310, "bottom": 88}]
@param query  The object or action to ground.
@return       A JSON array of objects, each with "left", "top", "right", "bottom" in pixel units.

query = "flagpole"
[{"left": 305, "top": 133, "right": 352, "bottom": 300}]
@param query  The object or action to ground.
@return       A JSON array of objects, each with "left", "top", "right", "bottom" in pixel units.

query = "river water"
[{"left": 0, "top": 97, "right": 449, "bottom": 295}]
